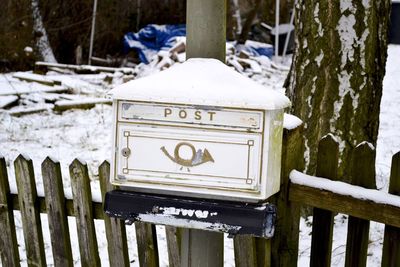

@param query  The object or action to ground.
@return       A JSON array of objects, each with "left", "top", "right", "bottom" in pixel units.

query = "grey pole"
[
  {"left": 88, "top": 0, "right": 98, "bottom": 65},
  {"left": 186, "top": 0, "right": 226, "bottom": 62},
  {"left": 274, "top": 0, "right": 280, "bottom": 60},
  {"left": 181, "top": 0, "right": 226, "bottom": 266}
]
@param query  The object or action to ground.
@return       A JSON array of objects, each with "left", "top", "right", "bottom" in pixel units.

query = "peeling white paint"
[
  {"left": 138, "top": 214, "right": 241, "bottom": 233},
  {"left": 159, "top": 207, "right": 215, "bottom": 219}
]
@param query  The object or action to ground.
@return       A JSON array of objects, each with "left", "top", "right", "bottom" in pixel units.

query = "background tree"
[{"left": 285, "top": 0, "right": 391, "bottom": 179}]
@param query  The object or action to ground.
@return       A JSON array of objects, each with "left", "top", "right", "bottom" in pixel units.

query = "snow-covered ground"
[{"left": 0, "top": 45, "right": 399, "bottom": 266}]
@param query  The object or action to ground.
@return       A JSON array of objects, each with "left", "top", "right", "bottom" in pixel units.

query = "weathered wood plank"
[
  {"left": 234, "top": 126, "right": 303, "bottom": 267},
  {"left": 165, "top": 226, "right": 181, "bottom": 267},
  {"left": 0, "top": 95, "right": 19, "bottom": 109},
  {"left": 35, "top": 61, "right": 135, "bottom": 75},
  {"left": 135, "top": 222, "right": 159, "bottom": 267},
  {"left": 0, "top": 85, "right": 69, "bottom": 96},
  {"left": 345, "top": 142, "right": 376, "bottom": 267},
  {"left": 10, "top": 193, "right": 104, "bottom": 219},
  {"left": 54, "top": 98, "right": 111, "bottom": 112},
  {"left": 234, "top": 235, "right": 257, "bottom": 267},
  {"left": 255, "top": 238, "right": 271, "bottom": 267},
  {"left": 382, "top": 152, "right": 400, "bottom": 266},
  {"left": 0, "top": 154, "right": 20, "bottom": 267},
  {"left": 14, "top": 154, "right": 47, "bottom": 266},
  {"left": 99, "top": 161, "right": 129, "bottom": 267},
  {"left": 8, "top": 104, "right": 54, "bottom": 117},
  {"left": 41, "top": 157, "right": 73, "bottom": 267},
  {"left": 12, "top": 72, "right": 61, "bottom": 86},
  {"left": 270, "top": 126, "right": 303, "bottom": 267},
  {"left": 69, "top": 159, "right": 100, "bottom": 267},
  {"left": 289, "top": 178, "right": 400, "bottom": 228},
  {"left": 310, "top": 134, "right": 339, "bottom": 267}
]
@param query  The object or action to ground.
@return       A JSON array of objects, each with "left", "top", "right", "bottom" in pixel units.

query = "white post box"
[{"left": 109, "top": 58, "right": 291, "bottom": 202}]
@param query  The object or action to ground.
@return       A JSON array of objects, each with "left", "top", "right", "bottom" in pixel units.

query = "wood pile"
[
  {"left": 0, "top": 42, "right": 289, "bottom": 117},
  {"left": 0, "top": 66, "right": 121, "bottom": 116},
  {"left": 136, "top": 37, "right": 288, "bottom": 79}
]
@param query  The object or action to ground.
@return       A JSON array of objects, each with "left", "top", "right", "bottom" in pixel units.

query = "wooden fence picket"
[
  {"left": 14, "top": 154, "right": 47, "bottom": 267},
  {"left": 0, "top": 154, "right": 20, "bottom": 267},
  {"left": 166, "top": 226, "right": 181, "bottom": 267},
  {"left": 232, "top": 126, "right": 303, "bottom": 267},
  {"left": 135, "top": 222, "right": 159, "bottom": 267},
  {"left": 310, "top": 134, "right": 339, "bottom": 267},
  {"left": 382, "top": 152, "right": 400, "bottom": 266},
  {"left": 270, "top": 126, "right": 303, "bottom": 267},
  {"left": 69, "top": 159, "right": 100, "bottom": 267},
  {"left": 3, "top": 134, "right": 400, "bottom": 267},
  {"left": 344, "top": 142, "right": 376, "bottom": 267},
  {"left": 99, "top": 161, "right": 130, "bottom": 267},
  {"left": 42, "top": 157, "right": 73, "bottom": 267},
  {"left": 234, "top": 235, "right": 258, "bottom": 266}
]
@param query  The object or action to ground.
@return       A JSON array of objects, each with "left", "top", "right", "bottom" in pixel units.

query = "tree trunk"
[
  {"left": 285, "top": 0, "right": 390, "bottom": 179},
  {"left": 31, "top": 0, "right": 57, "bottom": 62}
]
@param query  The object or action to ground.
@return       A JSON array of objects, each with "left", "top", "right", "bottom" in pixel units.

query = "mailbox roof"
[{"left": 110, "top": 58, "right": 291, "bottom": 110}]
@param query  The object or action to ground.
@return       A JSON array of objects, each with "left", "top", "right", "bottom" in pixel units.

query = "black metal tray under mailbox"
[{"left": 104, "top": 190, "right": 276, "bottom": 238}]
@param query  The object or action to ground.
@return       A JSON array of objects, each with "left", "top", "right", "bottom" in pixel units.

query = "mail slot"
[{"left": 109, "top": 58, "right": 291, "bottom": 202}]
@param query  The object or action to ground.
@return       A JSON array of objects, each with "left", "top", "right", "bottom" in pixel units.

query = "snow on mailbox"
[{"left": 109, "top": 58, "right": 291, "bottom": 202}]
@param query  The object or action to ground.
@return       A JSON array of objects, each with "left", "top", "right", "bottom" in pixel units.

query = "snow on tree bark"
[
  {"left": 285, "top": 0, "right": 390, "bottom": 179},
  {"left": 31, "top": 0, "right": 57, "bottom": 63}
]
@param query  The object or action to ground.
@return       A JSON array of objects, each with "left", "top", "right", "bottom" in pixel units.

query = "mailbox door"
[{"left": 113, "top": 123, "right": 263, "bottom": 193}]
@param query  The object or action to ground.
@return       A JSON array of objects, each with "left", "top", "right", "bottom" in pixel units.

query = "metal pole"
[
  {"left": 282, "top": 1, "right": 296, "bottom": 58},
  {"left": 186, "top": 0, "right": 226, "bottom": 62},
  {"left": 274, "top": 0, "right": 280, "bottom": 60},
  {"left": 88, "top": 0, "right": 98, "bottom": 65},
  {"left": 181, "top": 1, "right": 226, "bottom": 266}
]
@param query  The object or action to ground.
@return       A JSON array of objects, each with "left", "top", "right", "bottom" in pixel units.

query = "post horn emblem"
[{"left": 161, "top": 142, "right": 214, "bottom": 167}]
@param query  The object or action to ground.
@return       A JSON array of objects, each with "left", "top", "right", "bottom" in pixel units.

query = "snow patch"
[
  {"left": 315, "top": 51, "right": 324, "bottom": 67},
  {"left": 289, "top": 170, "right": 400, "bottom": 207},
  {"left": 314, "top": 3, "right": 324, "bottom": 37},
  {"left": 356, "top": 141, "right": 375, "bottom": 150},
  {"left": 283, "top": 113, "right": 303, "bottom": 130}
]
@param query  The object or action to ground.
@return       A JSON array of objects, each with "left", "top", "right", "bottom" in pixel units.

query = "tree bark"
[{"left": 285, "top": 0, "right": 390, "bottom": 179}]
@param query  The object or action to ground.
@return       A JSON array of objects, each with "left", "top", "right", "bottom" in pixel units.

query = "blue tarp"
[
  {"left": 240, "top": 40, "right": 274, "bottom": 58},
  {"left": 123, "top": 24, "right": 186, "bottom": 64},
  {"left": 123, "top": 24, "right": 274, "bottom": 64}
]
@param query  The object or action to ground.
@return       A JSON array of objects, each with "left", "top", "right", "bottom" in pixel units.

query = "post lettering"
[
  {"left": 179, "top": 109, "right": 187, "bottom": 119},
  {"left": 208, "top": 111, "right": 216, "bottom": 121},
  {"left": 194, "top": 110, "right": 202, "bottom": 120},
  {"left": 164, "top": 108, "right": 172, "bottom": 117}
]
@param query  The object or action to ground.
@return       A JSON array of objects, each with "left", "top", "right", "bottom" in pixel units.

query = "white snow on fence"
[{"left": 290, "top": 170, "right": 400, "bottom": 208}]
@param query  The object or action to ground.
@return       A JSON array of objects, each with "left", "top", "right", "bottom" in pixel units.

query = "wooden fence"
[{"left": 1, "top": 126, "right": 400, "bottom": 266}]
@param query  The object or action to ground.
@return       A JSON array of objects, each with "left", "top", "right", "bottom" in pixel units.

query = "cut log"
[
  {"left": 0, "top": 96, "right": 19, "bottom": 109},
  {"left": 0, "top": 85, "right": 69, "bottom": 96},
  {"left": 8, "top": 104, "right": 54, "bottom": 116},
  {"left": 169, "top": 41, "right": 186, "bottom": 54},
  {"left": 35, "top": 61, "right": 135, "bottom": 75},
  {"left": 12, "top": 72, "right": 62, "bottom": 86},
  {"left": 54, "top": 98, "right": 112, "bottom": 112}
]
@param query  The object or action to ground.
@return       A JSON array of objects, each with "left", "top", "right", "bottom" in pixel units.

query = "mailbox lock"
[{"left": 121, "top": 148, "right": 131, "bottom": 157}]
